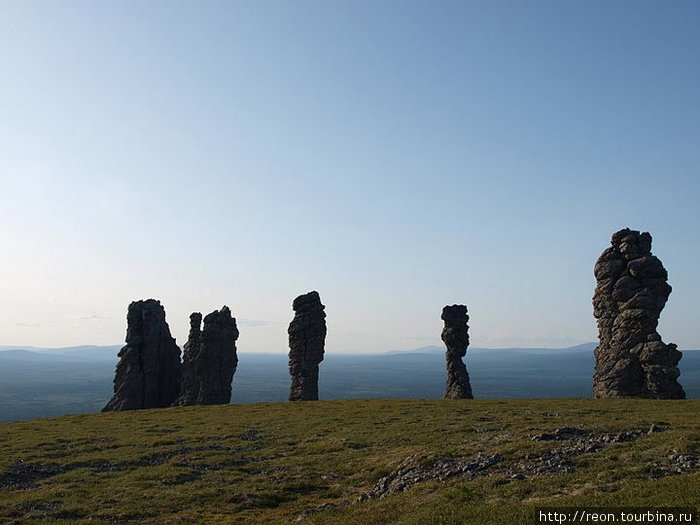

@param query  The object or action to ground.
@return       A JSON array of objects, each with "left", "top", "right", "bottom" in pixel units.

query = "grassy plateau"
[{"left": 0, "top": 398, "right": 698, "bottom": 524}]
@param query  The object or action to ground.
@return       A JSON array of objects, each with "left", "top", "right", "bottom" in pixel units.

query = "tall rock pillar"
[
  {"left": 103, "top": 299, "right": 182, "bottom": 411},
  {"left": 288, "top": 291, "right": 327, "bottom": 401},
  {"left": 177, "top": 307, "right": 239, "bottom": 406},
  {"left": 593, "top": 228, "right": 684, "bottom": 399},
  {"left": 441, "top": 304, "right": 473, "bottom": 399}
]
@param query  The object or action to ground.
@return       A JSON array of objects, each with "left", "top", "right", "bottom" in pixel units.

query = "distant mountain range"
[
  {"left": 0, "top": 345, "right": 121, "bottom": 361},
  {"left": 0, "top": 343, "right": 698, "bottom": 422}
]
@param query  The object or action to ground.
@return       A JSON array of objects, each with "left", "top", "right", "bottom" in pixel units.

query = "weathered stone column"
[
  {"left": 103, "top": 299, "right": 182, "bottom": 411},
  {"left": 176, "top": 306, "right": 239, "bottom": 406},
  {"left": 441, "top": 304, "right": 473, "bottom": 399},
  {"left": 176, "top": 312, "right": 202, "bottom": 406},
  {"left": 593, "top": 228, "right": 684, "bottom": 399},
  {"left": 288, "top": 291, "right": 327, "bottom": 401}
]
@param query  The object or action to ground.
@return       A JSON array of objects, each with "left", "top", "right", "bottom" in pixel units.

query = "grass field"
[{"left": 0, "top": 398, "right": 698, "bottom": 524}]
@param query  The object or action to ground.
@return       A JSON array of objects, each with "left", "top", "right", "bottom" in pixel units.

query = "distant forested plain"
[{"left": 0, "top": 344, "right": 698, "bottom": 422}]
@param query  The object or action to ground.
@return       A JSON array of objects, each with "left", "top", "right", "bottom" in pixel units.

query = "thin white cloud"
[
  {"left": 75, "top": 314, "right": 108, "bottom": 321},
  {"left": 237, "top": 318, "right": 272, "bottom": 327},
  {"left": 334, "top": 331, "right": 368, "bottom": 338},
  {"left": 405, "top": 335, "right": 441, "bottom": 342}
]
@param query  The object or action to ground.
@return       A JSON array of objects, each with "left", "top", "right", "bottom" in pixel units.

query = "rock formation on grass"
[
  {"left": 177, "top": 307, "right": 239, "bottom": 406},
  {"left": 176, "top": 312, "right": 202, "bottom": 406},
  {"left": 593, "top": 228, "right": 684, "bottom": 399},
  {"left": 441, "top": 304, "right": 473, "bottom": 399},
  {"left": 288, "top": 291, "right": 327, "bottom": 401},
  {"left": 103, "top": 299, "right": 182, "bottom": 411}
]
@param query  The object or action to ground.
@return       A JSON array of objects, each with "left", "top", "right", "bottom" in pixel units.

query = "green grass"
[{"left": 0, "top": 399, "right": 698, "bottom": 524}]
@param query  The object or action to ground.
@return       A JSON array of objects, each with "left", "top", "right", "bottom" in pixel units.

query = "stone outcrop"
[
  {"left": 176, "top": 307, "right": 239, "bottom": 406},
  {"left": 593, "top": 228, "right": 684, "bottom": 399},
  {"left": 175, "top": 312, "right": 202, "bottom": 406},
  {"left": 103, "top": 299, "right": 182, "bottom": 411},
  {"left": 288, "top": 291, "right": 327, "bottom": 401},
  {"left": 441, "top": 304, "right": 473, "bottom": 399}
]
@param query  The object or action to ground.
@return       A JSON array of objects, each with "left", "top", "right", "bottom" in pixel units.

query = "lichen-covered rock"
[
  {"left": 103, "top": 299, "right": 182, "bottom": 411},
  {"left": 288, "top": 291, "right": 327, "bottom": 401},
  {"left": 593, "top": 228, "right": 684, "bottom": 399},
  {"left": 441, "top": 304, "right": 473, "bottom": 399},
  {"left": 176, "top": 307, "right": 239, "bottom": 406}
]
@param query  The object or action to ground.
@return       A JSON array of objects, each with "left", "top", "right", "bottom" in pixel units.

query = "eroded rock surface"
[
  {"left": 177, "top": 312, "right": 202, "bottom": 406},
  {"left": 441, "top": 304, "right": 473, "bottom": 399},
  {"left": 593, "top": 228, "right": 684, "bottom": 399},
  {"left": 103, "top": 299, "right": 181, "bottom": 411},
  {"left": 358, "top": 452, "right": 501, "bottom": 502},
  {"left": 177, "top": 306, "right": 239, "bottom": 406},
  {"left": 355, "top": 425, "right": 693, "bottom": 504},
  {"left": 288, "top": 291, "right": 326, "bottom": 401}
]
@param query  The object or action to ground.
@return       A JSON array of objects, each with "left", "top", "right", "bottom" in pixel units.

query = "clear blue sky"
[{"left": 1, "top": 1, "right": 698, "bottom": 352}]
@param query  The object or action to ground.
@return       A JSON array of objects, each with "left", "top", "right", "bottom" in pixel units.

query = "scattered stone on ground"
[
  {"left": 0, "top": 436, "right": 269, "bottom": 490},
  {"left": 19, "top": 501, "right": 63, "bottom": 512},
  {"left": 357, "top": 452, "right": 502, "bottom": 501},
  {"left": 0, "top": 461, "right": 69, "bottom": 490},
  {"left": 647, "top": 453, "right": 699, "bottom": 479},
  {"left": 353, "top": 425, "right": 695, "bottom": 506},
  {"left": 294, "top": 501, "right": 350, "bottom": 522}
]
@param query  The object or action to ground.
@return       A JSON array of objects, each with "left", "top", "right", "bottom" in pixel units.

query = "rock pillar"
[
  {"left": 103, "top": 299, "right": 182, "bottom": 411},
  {"left": 288, "top": 291, "right": 326, "bottom": 401},
  {"left": 441, "top": 304, "right": 473, "bottom": 399},
  {"left": 593, "top": 228, "right": 684, "bottom": 399}
]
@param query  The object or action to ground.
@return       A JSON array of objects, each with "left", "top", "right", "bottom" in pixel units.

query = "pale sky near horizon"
[{"left": 1, "top": 1, "right": 698, "bottom": 353}]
